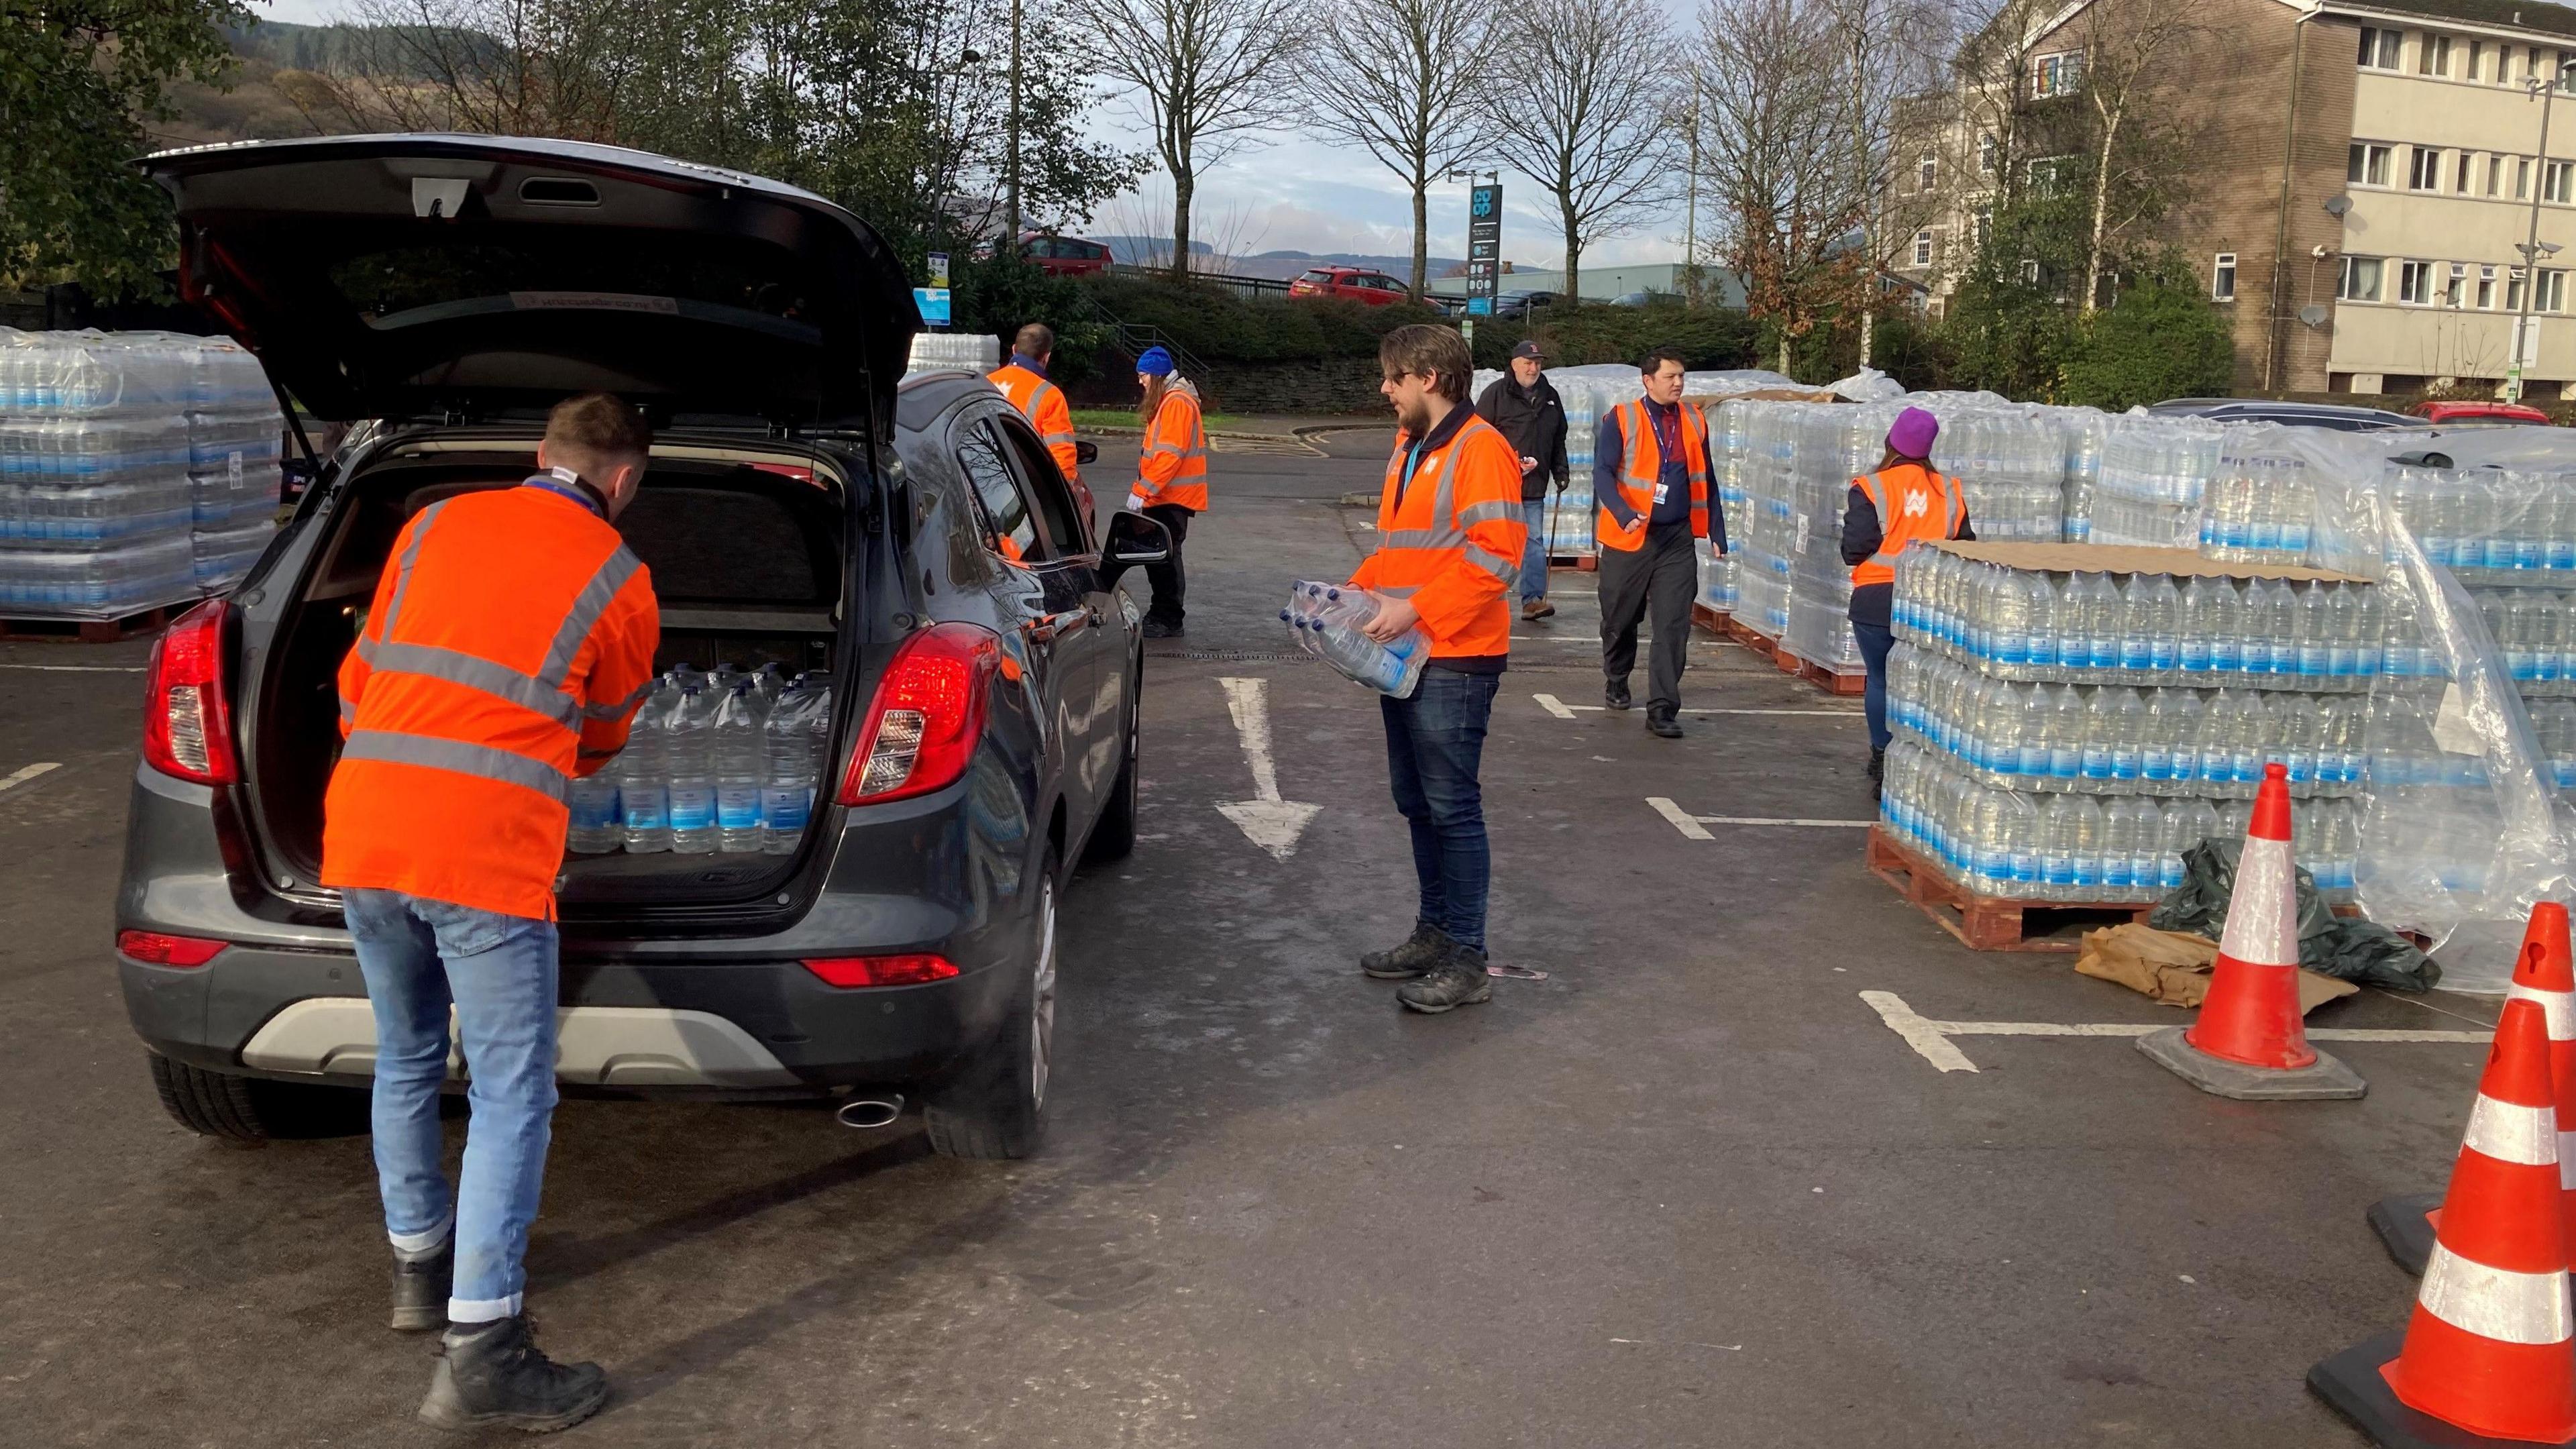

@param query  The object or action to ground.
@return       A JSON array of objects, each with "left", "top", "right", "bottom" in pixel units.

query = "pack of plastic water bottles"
[
  {"left": 906, "top": 331, "right": 998, "bottom": 375},
  {"left": 1279, "top": 580, "right": 1428, "bottom": 697},
  {"left": 568, "top": 663, "right": 835, "bottom": 858},
  {"left": 0, "top": 329, "right": 281, "bottom": 615}
]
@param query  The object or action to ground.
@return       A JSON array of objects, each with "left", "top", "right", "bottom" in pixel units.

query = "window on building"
[
  {"left": 2021, "top": 258, "right": 2043, "bottom": 286},
  {"left": 2398, "top": 259, "right": 2434, "bottom": 303},
  {"left": 2032, "top": 50, "right": 2084, "bottom": 96},
  {"left": 2212, "top": 252, "right": 2237, "bottom": 301},
  {"left": 2349, "top": 142, "right": 2394, "bottom": 186},
  {"left": 2489, "top": 153, "right": 2506, "bottom": 195},
  {"left": 2511, "top": 266, "right": 2529, "bottom": 311},
  {"left": 2546, "top": 269, "right": 2569, "bottom": 311},
  {"left": 1913, "top": 229, "right": 1933, "bottom": 266},
  {"left": 1918, "top": 152, "right": 1937, "bottom": 190},
  {"left": 1972, "top": 205, "right": 1992, "bottom": 250},
  {"left": 2532, "top": 46, "right": 2546, "bottom": 82},
  {"left": 2420, "top": 34, "right": 2453, "bottom": 75},
  {"left": 2410, "top": 146, "right": 2445, "bottom": 189},
  {"left": 2563, "top": 50, "right": 2575, "bottom": 89},
  {"left": 2339, "top": 256, "right": 2384, "bottom": 301},
  {"left": 2027, "top": 155, "right": 2070, "bottom": 193},
  {"left": 2480, "top": 264, "right": 2500, "bottom": 308},
  {"left": 2521, "top": 156, "right": 2534, "bottom": 198},
  {"left": 2359, "top": 26, "right": 2402, "bottom": 68},
  {"left": 1978, "top": 134, "right": 1997, "bottom": 174},
  {"left": 2447, "top": 262, "right": 2469, "bottom": 307},
  {"left": 2472, "top": 39, "right": 2487, "bottom": 78},
  {"left": 2548, "top": 159, "right": 2573, "bottom": 202},
  {"left": 2458, "top": 151, "right": 2475, "bottom": 191}
]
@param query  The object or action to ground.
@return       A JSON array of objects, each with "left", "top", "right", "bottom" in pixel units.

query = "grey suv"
[{"left": 115, "top": 134, "right": 1163, "bottom": 1159}]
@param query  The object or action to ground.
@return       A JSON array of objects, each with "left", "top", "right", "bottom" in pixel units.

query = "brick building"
[{"left": 1891, "top": 0, "right": 2576, "bottom": 399}]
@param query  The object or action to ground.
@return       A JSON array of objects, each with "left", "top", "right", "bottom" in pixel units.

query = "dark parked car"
[
  {"left": 117, "top": 135, "right": 1169, "bottom": 1159},
  {"left": 1492, "top": 290, "right": 1560, "bottom": 319},
  {"left": 2144, "top": 398, "right": 2421, "bottom": 431}
]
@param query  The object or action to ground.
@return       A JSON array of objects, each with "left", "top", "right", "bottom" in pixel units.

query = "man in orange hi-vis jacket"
[
  {"left": 1126, "top": 345, "right": 1206, "bottom": 637},
  {"left": 323, "top": 392, "right": 659, "bottom": 1433},
  {"left": 1349, "top": 323, "right": 1527, "bottom": 1014},
  {"left": 989, "top": 321, "right": 1080, "bottom": 490}
]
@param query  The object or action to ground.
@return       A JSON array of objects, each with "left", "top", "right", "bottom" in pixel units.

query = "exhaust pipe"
[{"left": 835, "top": 1095, "right": 904, "bottom": 1130}]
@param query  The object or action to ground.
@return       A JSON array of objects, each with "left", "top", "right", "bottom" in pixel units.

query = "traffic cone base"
[
  {"left": 2137, "top": 1025, "right": 2368, "bottom": 1100},
  {"left": 2368, "top": 1192, "right": 2445, "bottom": 1277},
  {"left": 2310, "top": 1330, "right": 2576, "bottom": 1449}
]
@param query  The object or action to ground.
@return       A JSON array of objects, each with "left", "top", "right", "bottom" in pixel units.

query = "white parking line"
[
  {"left": 0, "top": 664, "right": 146, "bottom": 672},
  {"left": 0, "top": 762, "right": 62, "bottom": 796},
  {"left": 1533, "top": 692, "right": 1859, "bottom": 718},
  {"left": 1861, "top": 989, "right": 2491, "bottom": 1075},
  {"left": 1647, "top": 797, "right": 1874, "bottom": 836}
]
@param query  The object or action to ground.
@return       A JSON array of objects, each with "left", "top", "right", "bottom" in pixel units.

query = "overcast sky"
[{"left": 249, "top": 0, "right": 1688, "bottom": 268}]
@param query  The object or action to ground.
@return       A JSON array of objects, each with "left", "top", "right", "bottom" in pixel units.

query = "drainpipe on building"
[{"left": 2266, "top": 7, "right": 2316, "bottom": 394}]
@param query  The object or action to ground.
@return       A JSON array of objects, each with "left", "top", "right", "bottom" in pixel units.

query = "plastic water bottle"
[
  {"left": 2108, "top": 688, "right": 2146, "bottom": 781},
  {"left": 667, "top": 685, "right": 719, "bottom": 855},
  {"left": 616, "top": 680, "right": 678, "bottom": 853},
  {"left": 761, "top": 680, "right": 830, "bottom": 855},
  {"left": 2080, "top": 691, "right": 2115, "bottom": 782},
  {"left": 2203, "top": 578, "right": 2243, "bottom": 675},
  {"left": 2048, "top": 684, "right": 2086, "bottom": 780},
  {"left": 714, "top": 680, "right": 769, "bottom": 853},
  {"left": 567, "top": 771, "right": 621, "bottom": 853},
  {"left": 2039, "top": 795, "right": 2078, "bottom": 900},
  {"left": 2102, "top": 797, "right": 2141, "bottom": 895},
  {"left": 2070, "top": 795, "right": 2106, "bottom": 896},
  {"left": 2017, "top": 682, "right": 2051, "bottom": 777},
  {"left": 2116, "top": 576, "right": 2154, "bottom": 669},
  {"left": 2295, "top": 582, "right": 2331, "bottom": 678}
]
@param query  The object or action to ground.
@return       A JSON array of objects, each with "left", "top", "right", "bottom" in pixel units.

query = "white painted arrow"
[{"left": 1215, "top": 676, "right": 1320, "bottom": 859}]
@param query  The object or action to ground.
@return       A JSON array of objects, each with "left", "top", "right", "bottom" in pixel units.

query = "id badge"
[{"left": 1652, "top": 483, "right": 1670, "bottom": 505}]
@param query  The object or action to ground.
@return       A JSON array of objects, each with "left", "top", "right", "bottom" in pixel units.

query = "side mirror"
[
  {"left": 1074, "top": 440, "right": 1099, "bottom": 466},
  {"left": 1099, "top": 509, "right": 1172, "bottom": 588}
]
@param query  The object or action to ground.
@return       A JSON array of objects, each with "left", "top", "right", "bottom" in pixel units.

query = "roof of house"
[{"left": 2331, "top": 0, "right": 2576, "bottom": 41}]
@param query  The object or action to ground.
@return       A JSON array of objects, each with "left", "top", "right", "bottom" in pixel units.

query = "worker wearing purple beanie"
[{"left": 1840, "top": 406, "right": 1972, "bottom": 798}]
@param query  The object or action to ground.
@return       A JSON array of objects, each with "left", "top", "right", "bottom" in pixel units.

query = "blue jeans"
[
  {"left": 344, "top": 888, "right": 560, "bottom": 1323},
  {"left": 1852, "top": 619, "right": 1894, "bottom": 753},
  {"left": 1519, "top": 500, "right": 1552, "bottom": 600},
  {"left": 1381, "top": 669, "right": 1500, "bottom": 950}
]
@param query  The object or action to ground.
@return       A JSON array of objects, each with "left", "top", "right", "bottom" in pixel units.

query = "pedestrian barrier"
[
  {"left": 2310, "top": 994, "right": 2576, "bottom": 1447},
  {"left": 2137, "top": 762, "right": 2368, "bottom": 1099},
  {"left": 2369, "top": 904, "right": 2576, "bottom": 1276}
]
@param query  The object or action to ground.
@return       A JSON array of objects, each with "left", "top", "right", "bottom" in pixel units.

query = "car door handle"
[{"left": 1027, "top": 608, "right": 1090, "bottom": 643}]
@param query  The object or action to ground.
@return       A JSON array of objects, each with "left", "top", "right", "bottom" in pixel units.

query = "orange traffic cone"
[
  {"left": 2138, "top": 762, "right": 2365, "bottom": 1099},
  {"left": 2312, "top": 998, "right": 2576, "bottom": 1446},
  {"left": 2369, "top": 905, "right": 2576, "bottom": 1276}
]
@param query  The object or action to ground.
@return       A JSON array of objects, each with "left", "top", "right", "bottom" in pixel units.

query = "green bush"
[
  {"left": 1081, "top": 275, "right": 1444, "bottom": 365},
  {"left": 953, "top": 255, "right": 1110, "bottom": 386},
  {"left": 1474, "top": 303, "right": 1759, "bottom": 373},
  {"left": 2056, "top": 279, "right": 2235, "bottom": 411}
]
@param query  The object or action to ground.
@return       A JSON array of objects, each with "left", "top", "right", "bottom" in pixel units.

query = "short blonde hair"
[{"left": 543, "top": 392, "right": 651, "bottom": 476}]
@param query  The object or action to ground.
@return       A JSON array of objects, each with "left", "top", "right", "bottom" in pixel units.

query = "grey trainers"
[
  {"left": 1397, "top": 945, "right": 1495, "bottom": 1014},
  {"left": 418, "top": 1314, "right": 608, "bottom": 1434},
  {"left": 390, "top": 1244, "right": 452, "bottom": 1332},
  {"left": 1362, "top": 922, "right": 1451, "bottom": 979}
]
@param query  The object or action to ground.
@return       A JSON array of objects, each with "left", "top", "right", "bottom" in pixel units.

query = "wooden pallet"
[
  {"left": 1773, "top": 647, "right": 1868, "bottom": 697},
  {"left": 0, "top": 600, "right": 189, "bottom": 643},
  {"left": 1546, "top": 553, "right": 1599, "bottom": 572},
  {"left": 1866, "top": 825, "right": 2158, "bottom": 953},
  {"left": 1717, "top": 613, "right": 1777, "bottom": 657},
  {"left": 1690, "top": 601, "right": 1731, "bottom": 635}
]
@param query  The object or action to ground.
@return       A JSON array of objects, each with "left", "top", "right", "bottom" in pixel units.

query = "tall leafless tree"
[
  {"left": 1481, "top": 0, "right": 1678, "bottom": 303},
  {"left": 2063, "top": 0, "right": 2206, "bottom": 310},
  {"left": 1082, "top": 0, "right": 1304, "bottom": 279},
  {"left": 1298, "top": 0, "right": 1493, "bottom": 299},
  {"left": 1817, "top": 0, "right": 1948, "bottom": 365},
  {"left": 1699, "top": 0, "right": 1861, "bottom": 372}
]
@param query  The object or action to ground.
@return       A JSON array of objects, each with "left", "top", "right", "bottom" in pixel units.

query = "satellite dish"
[
  {"left": 2298, "top": 305, "right": 2330, "bottom": 327},
  {"left": 2324, "top": 195, "right": 2353, "bottom": 217}
]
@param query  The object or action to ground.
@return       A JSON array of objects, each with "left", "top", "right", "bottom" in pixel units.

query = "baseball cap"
[{"left": 1509, "top": 339, "right": 1546, "bottom": 360}]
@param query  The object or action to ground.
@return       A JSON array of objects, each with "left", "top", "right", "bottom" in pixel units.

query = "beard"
[{"left": 1395, "top": 395, "right": 1432, "bottom": 435}]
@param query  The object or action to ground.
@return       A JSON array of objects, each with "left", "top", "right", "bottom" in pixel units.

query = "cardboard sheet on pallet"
[
  {"left": 2073, "top": 922, "right": 2357, "bottom": 1011},
  {"left": 1927, "top": 541, "right": 2368, "bottom": 586}
]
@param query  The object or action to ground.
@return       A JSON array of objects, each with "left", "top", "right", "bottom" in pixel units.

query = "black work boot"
[
  {"left": 1397, "top": 943, "right": 1495, "bottom": 1014},
  {"left": 1646, "top": 710, "right": 1682, "bottom": 739},
  {"left": 1868, "top": 747, "right": 1885, "bottom": 782},
  {"left": 418, "top": 1315, "right": 608, "bottom": 1434},
  {"left": 390, "top": 1244, "right": 453, "bottom": 1332},
  {"left": 1605, "top": 678, "right": 1632, "bottom": 710},
  {"left": 1141, "top": 617, "right": 1183, "bottom": 639},
  {"left": 1361, "top": 922, "right": 1451, "bottom": 979}
]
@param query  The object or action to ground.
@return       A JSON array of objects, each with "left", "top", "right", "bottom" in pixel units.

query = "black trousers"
[
  {"left": 1142, "top": 504, "right": 1193, "bottom": 623},
  {"left": 1598, "top": 521, "right": 1697, "bottom": 716}
]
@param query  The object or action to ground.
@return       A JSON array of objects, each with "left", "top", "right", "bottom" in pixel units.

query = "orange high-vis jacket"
[
  {"left": 1136, "top": 384, "right": 1208, "bottom": 511},
  {"left": 1595, "top": 398, "right": 1713, "bottom": 552},
  {"left": 323, "top": 479, "right": 661, "bottom": 920},
  {"left": 990, "top": 362, "right": 1079, "bottom": 485},
  {"left": 1849, "top": 462, "right": 1967, "bottom": 587},
  {"left": 1351, "top": 409, "right": 1527, "bottom": 659}
]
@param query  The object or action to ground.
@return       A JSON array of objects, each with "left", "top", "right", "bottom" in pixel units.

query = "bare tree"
[
  {"left": 2061, "top": 0, "right": 2206, "bottom": 311},
  {"left": 289, "top": 0, "right": 649, "bottom": 138},
  {"left": 1298, "top": 0, "right": 1492, "bottom": 298},
  {"left": 1699, "top": 0, "right": 1860, "bottom": 372},
  {"left": 1081, "top": 0, "right": 1304, "bottom": 279},
  {"left": 1945, "top": 0, "right": 2057, "bottom": 214},
  {"left": 1817, "top": 0, "right": 1949, "bottom": 365},
  {"left": 1481, "top": 0, "right": 1678, "bottom": 303}
]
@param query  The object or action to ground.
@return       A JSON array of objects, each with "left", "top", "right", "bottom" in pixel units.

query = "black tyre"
[
  {"left": 1081, "top": 682, "right": 1140, "bottom": 865},
  {"left": 149, "top": 1053, "right": 369, "bottom": 1142},
  {"left": 923, "top": 857, "right": 1058, "bottom": 1159}
]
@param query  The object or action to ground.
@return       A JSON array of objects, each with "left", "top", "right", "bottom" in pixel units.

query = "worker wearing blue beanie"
[
  {"left": 1128, "top": 345, "right": 1205, "bottom": 636},
  {"left": 1137, "top": 345, "right": 1175, "bottom": 377}
]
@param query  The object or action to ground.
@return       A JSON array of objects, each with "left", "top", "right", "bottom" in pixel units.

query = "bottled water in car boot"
[
  {"left": 761, "top": 679, "right": 832, "bottom": 856},
  {"left": 617, "top": 680, "right": 678, "bottom": 853},
  {"left": 714, "top": 680, "right": 769, "bottom": 853},
  {"left": 667, "top": 684, "right": 719, "bottom": 855},
  {"left": 566, "top": 771, "right": 621, "bottom": 854}
]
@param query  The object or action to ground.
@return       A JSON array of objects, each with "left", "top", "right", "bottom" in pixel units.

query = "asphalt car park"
[{"left": 0, "top": 425, "right": 2520, "bottom": 1446}]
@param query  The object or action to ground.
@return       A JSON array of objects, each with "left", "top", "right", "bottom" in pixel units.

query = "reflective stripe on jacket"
[
  {"left": 1849, "top": 462, "right": 1967, "bottom": 587},
  {"left": 990, "top": 363, "right": 1079, "bottom": 484},
  {"left": 1350, "top": 410, "right": 1527, "bottom": 658},
  {"left": 323, "top": 481, "right": 660, "bottom": 920},
  {"left": 1136, "top": 385, "right": 1208, "bottom": 511},
  {"left": 1595, "top": 399, "right": 1713, "bottom": 552}
]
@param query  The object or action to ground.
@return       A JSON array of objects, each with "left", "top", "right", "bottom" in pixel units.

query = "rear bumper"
[{"left": 123, "top": 943, "right": 1018, "bottom": 1091}]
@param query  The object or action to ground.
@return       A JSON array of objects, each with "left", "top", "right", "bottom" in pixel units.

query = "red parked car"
[
  {"left": 1018, "top": 233, "right": 1113, "bottom": 276},
  {"left": 1288, "top": 266, "right": 1411, "bottom": 305},
  {"left": 2410, "top": 400, "right": 2555, "bottom": 426}
]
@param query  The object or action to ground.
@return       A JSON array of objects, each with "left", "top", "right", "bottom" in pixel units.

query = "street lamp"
[{"left": 2508, "top": 60, "right": 2576, "bottom": 401}]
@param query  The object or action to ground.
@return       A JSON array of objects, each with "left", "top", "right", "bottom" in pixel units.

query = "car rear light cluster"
[
  {"left": 800, "top": 954, "right": 959, "bottom": 988},
  {"left": 141, "top": 599, "right": 239, "bottom": 785},
  {"left": 839, "top": 622, "right": 1000, "bottom": 804},
  {"left": 117, "top": 930, "right": 227, "bottom": 967}
]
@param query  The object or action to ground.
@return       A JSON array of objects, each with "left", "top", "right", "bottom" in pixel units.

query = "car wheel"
[
  {"left": 148, "top": 1053, "right": 368, "bottom": 1142},
  {"left": 1081, "top": 683, "right": 1140, "bottom": 864},
  {"left": 922, "top": 855, "right": 1058, "bottom": 1159}
]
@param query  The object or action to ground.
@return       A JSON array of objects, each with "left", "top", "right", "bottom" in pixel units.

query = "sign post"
[
  {"left": 1465, "top": 182, "right": 1502, "bottom": 320},
  {"left": 927, "top": 251, "right": 951, "bottom": 289}
]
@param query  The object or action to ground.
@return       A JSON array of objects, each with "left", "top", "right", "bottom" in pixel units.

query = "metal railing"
[
  {"left": 1104, "top": 263, "right": 1291, "bottom": 301},
  {"left": 1075, "top": 289, "right": 1216, "bottom": 386}
]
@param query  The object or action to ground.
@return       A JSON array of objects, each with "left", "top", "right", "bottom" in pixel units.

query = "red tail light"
[
  {"left": 117, "top": 930, "right": 227, "bottom": 967},
  {"left": 142, "top": 599, "right": 237, "bottom": 785},
  {"left": 800, "top": 954, "right": 960, "bottom": 988},
  {"left": 839, "top": 623, "right": 1001, "bottom": 804}
]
